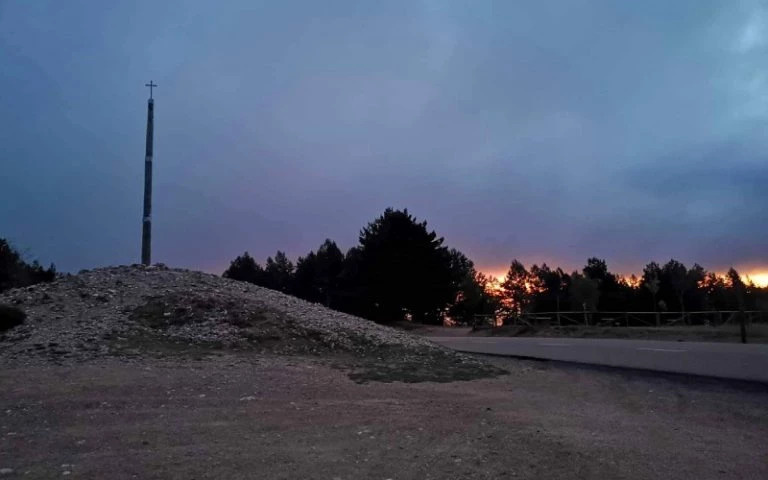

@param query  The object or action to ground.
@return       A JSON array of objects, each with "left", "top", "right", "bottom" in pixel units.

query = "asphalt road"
[{"left": 429, "top": 336, "right": 768, "bottom": 383}]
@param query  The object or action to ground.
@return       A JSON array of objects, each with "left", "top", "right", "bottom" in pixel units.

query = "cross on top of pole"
[{"left": 145, "top": 81, "right": 157, "bottom": 99}]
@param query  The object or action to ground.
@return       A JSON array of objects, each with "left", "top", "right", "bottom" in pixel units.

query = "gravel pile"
[{"left": 0, "top": 265, "right": 458, "bottom": 367}]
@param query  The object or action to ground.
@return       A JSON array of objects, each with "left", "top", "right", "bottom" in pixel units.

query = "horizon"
[
  {"left": 201, "top": 241, "right": 768, "bottom": 288},
  {"left": 1, "top": 1, "right": 766, "bottom": 282}
]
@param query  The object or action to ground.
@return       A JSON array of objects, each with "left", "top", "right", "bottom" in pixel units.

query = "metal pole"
[{"left": 141, "top": 85, "right": 155, "bottom": 265}]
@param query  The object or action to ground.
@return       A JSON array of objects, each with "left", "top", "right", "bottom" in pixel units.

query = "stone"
[{"left": 0, "top": 265, "right": 458, "bottom": 368}]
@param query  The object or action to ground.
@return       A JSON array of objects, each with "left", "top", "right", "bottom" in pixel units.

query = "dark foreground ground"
[{"left": 1, "top": 354, "right": 767, "bottom": 480}]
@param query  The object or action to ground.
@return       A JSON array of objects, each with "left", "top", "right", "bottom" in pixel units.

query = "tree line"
[
  {"left": 224, "top": 208, "right": 492, "bottom": 325},
  {"left": 223, "top": 208, "right": 768, "bottom": 325},
  {"left": 0, "top": 238, "right": 56, "bottom": 293},
  {"left": 496, "top": 257, "right": 766, "bottom": 318}
]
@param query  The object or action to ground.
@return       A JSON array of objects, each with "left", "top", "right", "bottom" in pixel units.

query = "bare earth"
[
  {"left": 2, "top": 269, "right": 766, "bottom": 478},
  {"left": 2, "top": 353, "right": 767, "bottom": 480}
]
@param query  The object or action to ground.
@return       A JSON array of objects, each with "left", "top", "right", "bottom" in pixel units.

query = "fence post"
[
  {"left": 556, "top": 311, "right": 561, "bottom": 326},
  {"left": 655, "top": 312, "right": 660, "bottom": 327},
  {"left": 624, "top": 312, "right": 629, "bottom": 327}
]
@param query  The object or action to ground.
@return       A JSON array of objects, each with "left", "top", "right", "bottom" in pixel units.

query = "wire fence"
[{"left": 472, "top": 310, "right": 768, "bottom": 329}]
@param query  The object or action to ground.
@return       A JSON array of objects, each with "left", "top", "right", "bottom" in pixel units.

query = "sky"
[{"left": 1, "top": 0, "right": 767, "bottom": 280}]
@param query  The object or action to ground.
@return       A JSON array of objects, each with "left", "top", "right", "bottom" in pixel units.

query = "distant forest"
[
  {"left": 224, "top": 208, "right": 768, "bottom": 325},
  {"left": 2, "top": 208, "right": 763, "bottom": 326},
  {"left": 0, "top": 239, "right": 56, "bottom": 293}
]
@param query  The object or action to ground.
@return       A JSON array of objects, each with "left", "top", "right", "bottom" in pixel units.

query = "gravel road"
[
  {"left": 1, "top": 353, "right": 766, "bottom": 480},
  {"left": 430, "top": 336, "right": 768, "bottom": 382}
]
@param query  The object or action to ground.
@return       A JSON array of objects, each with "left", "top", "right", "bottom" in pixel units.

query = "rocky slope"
[{"left": 0, "top": 265, "right": 505, "bottom": 382}]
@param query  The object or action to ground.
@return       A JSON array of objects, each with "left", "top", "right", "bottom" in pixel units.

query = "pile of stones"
[{"left": 0, "top": 265, "right": 445, "bottom": 364}]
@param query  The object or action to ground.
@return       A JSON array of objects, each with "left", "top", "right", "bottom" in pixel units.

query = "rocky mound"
[{"left": 0, "top": 265, "right": 505, "bottom": 382}]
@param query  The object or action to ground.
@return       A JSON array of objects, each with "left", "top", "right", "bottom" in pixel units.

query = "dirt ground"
[{"left": 1, "top": 353, "right": 767, "bottom": 480}]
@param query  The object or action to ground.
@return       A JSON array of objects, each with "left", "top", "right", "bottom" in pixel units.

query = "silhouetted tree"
[
  {"left": 582, "top": 257, "right": 628, "bottom": 311},
  {"left": 336, "top": 246, "right": 366, "bottom": 316},
  {"left": 0, "top": 238, "right": 56, "bottom": 293},
  {"left": 642, "top": 262, "right": 661, "bottom": 313},
  {"left": 264, "top": 251, "right": 294, "bottom": 293},
  {"left": 727, "top": 268, "right": 748, "bottom": 342},
  {"left": 220, "top": 221, "right": 767, "bottom": 326},
  {"left": 0, "top": 239, "right": 22, "bottom": 291},
  {"left": 569, "top": 272, "right": 600, "bottom": 323},
  {"left": 583, "top": 258, "right": 613, "bottom": 284},
  {"left": 446, "top": 251, "right": 499, "bottom": 324},
  {"left": 447, "top": 249, "right": 474, "bottom": 289},
  {"left": 700, "top": 271, "right": 728, "bottom": 310},
  {"left": 685, "top": 264, "right": 708, "bottom": 313},
  {"left": 354, "top": 208, "right": 455, "bottom": 324},
  {"left": 293, "top": 251, "right": 319, "bottom": 301},
  {"left": 222, "top": 252, "right": 264, "bottom": 284},
  {"left": 661, "top": 259, "right": 689, "bottom": 319},
  {"left": 747, "top": 279, "right": 768, "bottom": 312},
  {"left": 315, "top": 239, "right": 344, "bottom": 307},
  {"left": 292, "top": 239, "right": 344, "bottom": 306},
  {"left": 501, "top": 260, "right": 539, "bottom": 315},
  {"left": 726, "top": 268, "right": 746, "bottom": 309},
  {"left": 461, "top": 272, "right": 501, "bottom": 321},
  {"left": 530, "top": 264, "right": 569, "bottom": 312}
]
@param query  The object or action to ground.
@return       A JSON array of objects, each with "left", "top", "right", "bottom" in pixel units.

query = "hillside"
[{"left": 0, "top": 264, "right": 504, "bottom": 382}]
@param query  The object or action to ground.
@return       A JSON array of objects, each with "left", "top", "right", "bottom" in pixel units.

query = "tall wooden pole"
[{"left": 141, "top": 81, "right": 156, "bottom": 265}]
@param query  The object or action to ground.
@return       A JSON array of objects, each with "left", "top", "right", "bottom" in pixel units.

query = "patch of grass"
[
  {"left": 126, "top": 294, "right": 508, "bottom": 381},
  {"left": 0, "top": 304, "right": 26, "bottom": 332},
  {"left": 345, "top": 346, "right": 508, "bottom": 384},
  {"left": 129, "top": 293, "right": 282, "bottom": 330},
  {"left": 105, "top": 331, "right": 227, "bottom": 359}
]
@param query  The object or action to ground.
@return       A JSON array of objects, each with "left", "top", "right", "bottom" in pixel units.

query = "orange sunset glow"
[
  {"left": 744, "top": 271, "right": 768, "bottom": 288},
  {"left": 482, "top": 267, "right": 768, "bottom": 288}
]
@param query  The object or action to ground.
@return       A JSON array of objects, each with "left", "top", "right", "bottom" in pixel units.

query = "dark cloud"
[
  {"left": 1, "top": 0, "right": 766, "bottom": 276},
  {"left": 621, "top": 141, "right": 768, "bottom": 265}
]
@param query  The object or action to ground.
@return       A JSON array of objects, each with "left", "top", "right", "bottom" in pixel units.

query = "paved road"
[{"left": 429, "top": 336, "right": 768, "bottom": 383}]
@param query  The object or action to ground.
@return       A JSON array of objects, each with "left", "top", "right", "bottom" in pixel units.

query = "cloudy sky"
[{"left": 1, "top": 0, "right": 766, "bottom": 278}]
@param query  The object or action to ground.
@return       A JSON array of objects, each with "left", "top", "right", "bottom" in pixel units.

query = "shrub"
[
  {"left": 0, "top": 238, "right": 56, "bottom": 293},
  {"left": 0, "top": 304, "right": 26, "bottom": 332}
]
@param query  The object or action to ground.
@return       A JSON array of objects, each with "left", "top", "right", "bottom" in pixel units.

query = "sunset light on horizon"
[
  {"left": 481, "top": 267, "right": 768, "bottom": 288},
  {"left": 745, "top": 272, "right": 768, "bottom": 288}
]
